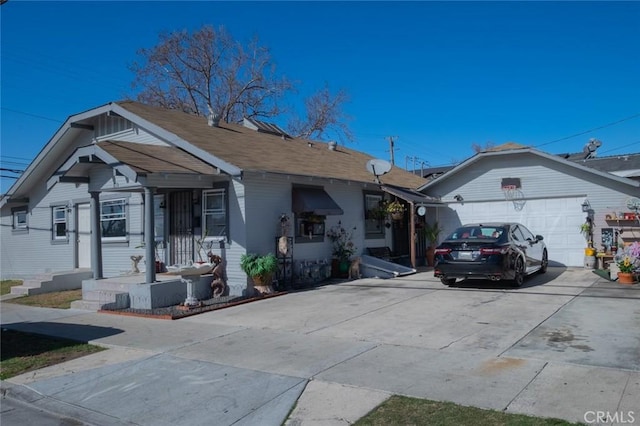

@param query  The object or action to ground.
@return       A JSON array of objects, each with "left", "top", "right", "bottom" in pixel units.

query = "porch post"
[
  {"left": 144, "top": 186, "right": 156, "bottom": 284},
  {"left": 409, "top": 202, "right": 416, "bottom": 268},
  {"left": 89, "top": 191, "right": 103, "bottom": 279}
]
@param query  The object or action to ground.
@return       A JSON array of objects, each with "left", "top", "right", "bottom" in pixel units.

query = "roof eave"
[{"left": 417, "top": 148, "right": 640, "bottom": 191}]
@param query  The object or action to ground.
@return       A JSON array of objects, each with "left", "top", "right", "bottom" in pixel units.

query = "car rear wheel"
[
  {"left": 539, "top": 250, "right": 548, "bottom": 274},
  {"left": 512, "top": 257, "right": 525, "bottom": 287},
  {"left": 440, "top": 277, "right": 456, "bottom": 286}
]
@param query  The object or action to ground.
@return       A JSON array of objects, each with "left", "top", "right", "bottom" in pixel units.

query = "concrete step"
[
  {"left": 82, "top": 279, "right": 138, "bottom": 293},
  {"left": 10, "top": 286, "right": 36, "bottom": 296},
  {"left": 70, "top": 300, "right": 106, "bottom": 311},
  {"left": 72, "top": 289, "right": 130, "bottom": 311},
  {"left": 9, "top": 269, "right": 93, "bottom": 296}
]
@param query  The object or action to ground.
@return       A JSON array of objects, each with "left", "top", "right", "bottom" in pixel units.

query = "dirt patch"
[{"left": 478, "top": 357, "right": 526, "bottom": 375}]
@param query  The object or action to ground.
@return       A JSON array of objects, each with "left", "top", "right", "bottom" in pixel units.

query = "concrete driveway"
[{"left": 1, "top": 267, "right": 639, "bottom": 425}]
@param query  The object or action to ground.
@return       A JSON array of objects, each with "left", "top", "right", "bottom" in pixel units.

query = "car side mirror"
[{"left": 536, "top": 235, "right": 544, "bottom": 241}]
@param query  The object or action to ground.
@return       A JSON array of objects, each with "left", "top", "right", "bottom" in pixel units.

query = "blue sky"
[{"left": 1, "top": 1, "right": 639, "bottom": 194}]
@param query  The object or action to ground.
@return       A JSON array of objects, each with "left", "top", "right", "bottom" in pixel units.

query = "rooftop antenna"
[
  {"left": 582, "top": 138, "right": 602, "bottom": 159},
  {"left": 366, "top": 159, "right": 392, "bottom": 184}
]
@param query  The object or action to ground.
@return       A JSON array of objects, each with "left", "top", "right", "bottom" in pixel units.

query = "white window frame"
[
  {"left": 364, "top": 191, "right": 386, "bottom": 238},
  {"left": 52, "top": 205, "right": 68, "bottom": 240},
  {"left": 12, "top": 207, "right": 28, "bottom": 232},
  {"left": 202, "top": 189, "right": 227, "bottom": 240},
  {"left": 100, "top": 198, "right": 127, "bottom": 241}
]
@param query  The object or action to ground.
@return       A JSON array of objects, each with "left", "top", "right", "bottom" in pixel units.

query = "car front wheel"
[{"left": 539, "top": 250, "right": 548, "bottom": 274}]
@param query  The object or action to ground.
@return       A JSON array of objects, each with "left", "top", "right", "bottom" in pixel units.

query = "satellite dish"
[
  {"left": 626, "top": 197, "right": 640, "bottom": 211},
  {"left": 366, "top": 159, "right": 392, "bottom": 183}
]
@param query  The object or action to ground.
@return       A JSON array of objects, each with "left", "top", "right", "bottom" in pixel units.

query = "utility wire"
[
  {"left": 599, "top": 140, "right": 640, "bottom": 155},
  {"left": 534, "top": 113, "right": 640, "bottom": 148},
  {"left": 0, "top": 167, "right": 24, "bottom": 174},
  {"left": 1, "top": 155, "right": 33, "bottom": 161},
  {"left": 1, "top": 107, "right": 63, "bottom": 123}
]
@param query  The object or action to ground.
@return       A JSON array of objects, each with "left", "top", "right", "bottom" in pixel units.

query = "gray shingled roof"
[
  {"left": 420, "top": 145, "right": 640, "bottom": 179},
  {"left": 118, "top": 101, "right": 428, "bottom": 188},
  {"left": 97, "top": 141, "right": 217, "bottom": 175},
  {"left": 568, "top": 153, "right": 640, "bottom": 173}
]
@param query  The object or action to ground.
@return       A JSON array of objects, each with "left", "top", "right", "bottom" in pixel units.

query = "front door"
[
  {"left": 77, "top": 203, "right": 91, "bottom": 268},
  {"left": 169, "top": 191, "right": 194, "bottom": 265},
  {"left": 391, "top": 207, "right": 410, "bottom": 262}
]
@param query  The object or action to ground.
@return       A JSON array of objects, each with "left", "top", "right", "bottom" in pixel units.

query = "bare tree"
[
  {"left": 472, "top": 141, "right": 496, "bottom": 153},
  {"left": 130, "top": 25, "right": 291, "bottom": 123},
  {"left": 287, "top": 84, "right": 353, "bottom": 143},
  {"left": 130, "top": 25, "right": 352, "bottom": 143}
]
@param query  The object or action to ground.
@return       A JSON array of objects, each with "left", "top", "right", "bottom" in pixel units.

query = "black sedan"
[{"left": 433, "top": 222, "right": 548, "bottom": 287}]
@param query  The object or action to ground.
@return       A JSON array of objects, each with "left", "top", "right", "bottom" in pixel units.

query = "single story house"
[
  {"left": 1, "top": 101, "right": 439, "bottom": 300},
  {"left": 418, "top": 144, "right": 640, "bottom": 267}
]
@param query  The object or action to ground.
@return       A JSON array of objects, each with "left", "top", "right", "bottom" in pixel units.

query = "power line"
[
  {"left": 1, "top": 107, "right": 63, "bottom": 123},
  {"left": 0, "top": 160, "right": 30, "bottom": 167},
  {"left": 534, "top": 113, "right": 640, "bottom": 148},
  {"left": 1, "top": 155, "right": 33, "bottom": 161},
  {"left": 599, "top": 140, "right": 640, "bottom": 155},
  {"left": 0, "top": 167, "right": 25, "bottom": 174}
]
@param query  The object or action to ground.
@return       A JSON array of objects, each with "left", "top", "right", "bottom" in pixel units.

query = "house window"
[
  {"left": 363, "top": 192, "right": 385, "bottom": 238},
  {"left": 294, "top": 213, "right": 326, "bottom": 243},
  {"left": 12, "top": 207, "right": 28, "bottom": 232},
  {"left": 202, "top": 189, "right": 227, "bottom": 238},
  {"left": 101, "top": 199, "right": 127, "bottom": 240},
  {"left": 52, "top": 206, "right": 68, "bottom": 240}
]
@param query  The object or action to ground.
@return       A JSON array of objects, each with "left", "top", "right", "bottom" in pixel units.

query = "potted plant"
[
  {"left": 579, "top": 221, "right": 592, "bottom": 241},
  {"left": 423, "top": 221, "right": 442, "bottom": 267},
  {"left": 240, "top": 252, "right": 279, "bottom": 293},
  {"left": 385, "top": 200, "right": 406, "bottom": 220},
  {"left": 613, "top": 242, "right": 639, "bottom": 284},
  {"left": 326, "top": 222, "right": 357, "bottom": 277}
]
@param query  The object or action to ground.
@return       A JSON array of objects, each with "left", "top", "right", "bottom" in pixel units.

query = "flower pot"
[
  {"left": 617, "top": 272, "right": 636, "bottom": 285},
  {"left": 331, "top": 259, "right": 350, "bottom": 278},
  {"left": 391, "top": 212, "right": 404, "bottom": 221},
  {"left": 426, "top": 246, "right": 436, "bottom": 267}
]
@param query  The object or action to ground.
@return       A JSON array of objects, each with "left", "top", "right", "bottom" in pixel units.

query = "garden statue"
[
  {"left": 208, "top": 252, "right": 228, "bottom": 298},
  {"left": 130, "top": 255, "right": 143, "bottom": 274}
]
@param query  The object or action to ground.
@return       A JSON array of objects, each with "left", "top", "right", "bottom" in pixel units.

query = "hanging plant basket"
[{"left": 391, "top": 211, "right": 404, "bottom": 221}]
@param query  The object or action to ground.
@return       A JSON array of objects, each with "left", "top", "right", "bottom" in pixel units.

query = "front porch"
[{"left": 70, "top": 273, "right": 218, "bottom": 311}]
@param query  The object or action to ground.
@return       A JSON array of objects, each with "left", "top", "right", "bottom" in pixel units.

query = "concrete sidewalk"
[{"left": 1, "top": 267, "right": 639, "bottom": 425}]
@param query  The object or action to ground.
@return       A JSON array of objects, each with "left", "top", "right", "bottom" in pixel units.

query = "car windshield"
[{"left": 446, "top": 226, "right": 506, "bottom": 240}]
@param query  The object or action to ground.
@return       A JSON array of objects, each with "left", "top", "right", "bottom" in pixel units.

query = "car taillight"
[
  {"left": 480, "top": 247, "right": 506, "bottom": 255},
  {"left": 435, "top": 248, "right": 451, "bottom": 255}
]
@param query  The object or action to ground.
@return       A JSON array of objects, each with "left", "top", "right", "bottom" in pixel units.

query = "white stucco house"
[
  {"left": 1, "top": 101, "right": 436, "bottom": 307},
  {"left": 418, "top": 144, "right": 640, "bottom": 267}
]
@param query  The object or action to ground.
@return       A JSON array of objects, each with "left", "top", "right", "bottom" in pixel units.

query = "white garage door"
[{"left": 449, "top": 197, "right": 586, "bottom": 267}]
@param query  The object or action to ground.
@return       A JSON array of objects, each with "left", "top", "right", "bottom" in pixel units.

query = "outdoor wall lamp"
[
  {"left": 454, "top": 194, "right": 464, "bottom": 202},
  {"left": 581, "top": 199, "right": 591, "bottom": 212}
]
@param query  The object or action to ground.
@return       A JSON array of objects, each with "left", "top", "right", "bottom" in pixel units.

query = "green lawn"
[
  {"left": 355, "top": 395, "right": 584, "bottom": 426},
  {"left": 0, "top": 329, "right": 106, "bottom": 380},
  {"left": 0, "top": 279, "right": 21, "bottom": 296}
]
